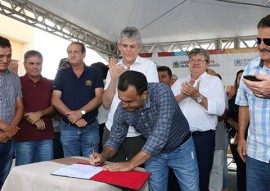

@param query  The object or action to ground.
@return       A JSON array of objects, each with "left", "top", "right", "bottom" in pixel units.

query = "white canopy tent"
[
  {"left": 28, "top": 0, "right": 270, "bottom": 45},
  {"left": 1, "top": 0, "right": 270, "bottom": 55}
]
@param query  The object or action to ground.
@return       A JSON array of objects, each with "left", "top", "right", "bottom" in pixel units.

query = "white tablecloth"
[{"left": 2, "top": 157, "right": 149, "bottom": 191}]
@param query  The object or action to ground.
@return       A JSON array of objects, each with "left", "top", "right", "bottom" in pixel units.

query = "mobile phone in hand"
[{"left": 243, "top": 75, "right": 262, "bottom": 82}]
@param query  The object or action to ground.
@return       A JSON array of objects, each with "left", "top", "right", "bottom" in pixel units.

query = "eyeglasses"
[
  {"left": 189, "top": 58, "right": 207, "bottom": 63},
  {"left": 256, "top": 37, "right": 270, "bottom": 46}
]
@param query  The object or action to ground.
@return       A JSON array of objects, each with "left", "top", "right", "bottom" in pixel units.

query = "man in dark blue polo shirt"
[{"left": 52, "top": 42, "right": 103, "bottom": 157}]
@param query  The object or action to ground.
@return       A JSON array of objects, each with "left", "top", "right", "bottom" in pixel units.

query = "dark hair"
[
  {"left": 91, "top": 62, "right": 109, "bottom": 79},
  {"left": 216, "top": 73, "right": 222, "bottom": 80},
  {"left": 0, "top": 36, "right": 11, "bottom": 48},
  {"left": 188, "top": 48, "right": 210, "bottom": 64},
  {"left": 157, "top": 66, "right": 172, "bottom": 77},
  {"left": 234, "top": 70, "right": 244, "bottom": 90},
  {"left": 118, "top": 71, "right": 147, "bottom": 96},
  {"left": 58, "top": 58, "right": 70, "bottom": 70},
  {"left": 257, "top": 15, "right": 270, "bottom": 29},
  {"left": 69, "top": 42, "right": 86, "bottom": 53},
  {"left": 24, "top": 50, "right": 43, "bottom": 63}
]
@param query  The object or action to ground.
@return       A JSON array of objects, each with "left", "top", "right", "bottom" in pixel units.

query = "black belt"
[
  {"left": 191, "top": 129, "right": 214, "bottom": 136},
  {"left": 177, "top": 132, "right": 191, "bottom": 147}
]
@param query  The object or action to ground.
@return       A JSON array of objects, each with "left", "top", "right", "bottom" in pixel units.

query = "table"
[{"left": 2, "top": 157, "right": 149, "bottom": 191}]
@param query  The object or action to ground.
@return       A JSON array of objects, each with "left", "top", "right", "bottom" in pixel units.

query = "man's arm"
[
  {"left": 0, "top": 96, "right": 24, "bottom": 143},
  {"left": 24, "top": 105, "right": 56, "bottom": 124},
  {"left": 102, "top": 78, "right": 117, "bottom": 108},
  {"left": 102, "top": 151, "right": 151, "bottom": 172},
  {"left": 227, "top": 117, "right": 239, "bottom": 131},
  {"left": 51, "top": 90, "right": 71, "bottom": 116},
  {"left": 11, "top": 96, "right": 24, "bottom": 128},
  {"left": 103, "top": 60, "right": 126, "bottom": 108},
  {"left": 237, "top": 106, "right": 249, "bottom": 162},
  {"left": 244, "top": 73, "right": 270, "bottom": 98}
]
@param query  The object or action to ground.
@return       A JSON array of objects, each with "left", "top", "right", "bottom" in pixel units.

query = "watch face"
[
  {"left": 197, "top": 95, "right": 202, "bottom": 103},
  {"left": 81, "top": 110, "right": 86, "bottom": 115}
]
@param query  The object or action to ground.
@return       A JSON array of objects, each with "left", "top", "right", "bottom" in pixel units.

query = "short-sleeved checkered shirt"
[
  {"left": 0, "top": 69, "right": 22, "bottom": 123},
  {"left": 105, "top": 83, "right": 190, "bottom": 156},
  {"left": 236, "top": 57, "right": 270, "bottom": 163}
]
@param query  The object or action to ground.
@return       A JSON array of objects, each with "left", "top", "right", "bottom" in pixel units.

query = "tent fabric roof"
[{"left": 29, "top": 0, "right": 270, "bottom": 44}]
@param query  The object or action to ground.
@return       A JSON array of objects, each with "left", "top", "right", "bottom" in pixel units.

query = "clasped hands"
[
  {"left": 66, "top": 110, "right": 87, "bottom": 128},
  {"left": 0, "top": 120, "right": 19, "bottom": 143},
  {"left": 109, "top": 57, "right": 129, "bottom": 81},
  {"left": 180, "top": 79, "right": 200, "bottom": 100},
  {"left": 25, "top": 111, "right": 46, "bottom": 130}
]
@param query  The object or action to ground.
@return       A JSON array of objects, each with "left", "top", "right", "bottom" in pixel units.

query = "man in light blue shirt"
[{"left": 236, "top": 15, "right": 270, "bottom": 191}]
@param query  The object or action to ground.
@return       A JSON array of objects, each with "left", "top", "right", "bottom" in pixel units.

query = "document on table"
[{"left": 51, "top": 164, "right": 102, "bottom": 179}]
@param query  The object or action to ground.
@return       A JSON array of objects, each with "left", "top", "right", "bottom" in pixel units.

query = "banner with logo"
[{"left": 141, "top": 48, "right": 259, "bottom": 86}]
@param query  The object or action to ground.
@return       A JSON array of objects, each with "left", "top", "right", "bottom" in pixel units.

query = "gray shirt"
[{"left": 0, "top": 70, "right": 22, "bottom": 123}]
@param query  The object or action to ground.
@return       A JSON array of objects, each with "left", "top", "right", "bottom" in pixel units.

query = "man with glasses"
[
  {"left": 0, "top": 36, "right": 23, "bottom": 189},
  {"left": 236, "top": 15, "right": 270, "bottom": 190},
  {"left": 102, "top": 27, "right": 158, "bottom": 163},
  {"left": 171, "top": 48, "right": 225, "bottom": 191}
]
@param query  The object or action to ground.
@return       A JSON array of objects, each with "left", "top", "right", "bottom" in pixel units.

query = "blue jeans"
[
  {"left": 15, "top": 139, "right": 53, "bottom": 166},
  {"left": 0, "top": 140, "right": 14, "bottom": 190},
  {"left": 246, "top": 155, "right": 270, "bottom": 191},
  {"left": 144, "top": 137, "right": 199, "bottom": 191},
  {"left": 60, "top": 120, "right": 99, "bottom": 157}
]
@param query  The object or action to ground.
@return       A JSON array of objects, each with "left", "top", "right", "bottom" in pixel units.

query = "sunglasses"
[{"left": 256, "top": 37, "right": 270, "bottom": 46}]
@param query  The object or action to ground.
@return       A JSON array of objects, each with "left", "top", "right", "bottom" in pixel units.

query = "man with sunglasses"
[{"left": 236, "top": 15, "right": 270, "bottom": 191}]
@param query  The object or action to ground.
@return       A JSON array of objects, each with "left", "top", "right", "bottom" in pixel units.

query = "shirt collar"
[
  {"left": 120, "top": 56, "right": 141, "bottom": 67},
  {"left": 23, "top": 74, "right": 43, "bottom": 83},
  {"left": 188, "top": 71, "right": 207, "bottom": 81},
  {"left": 259, "top": 59, "right": 264, "bottom": 68}
]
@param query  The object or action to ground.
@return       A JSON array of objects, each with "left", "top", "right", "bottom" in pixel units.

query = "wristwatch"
[
  {"left": 80, "top": 110, "right": 86, "bottom": 115},
  {"left": 196, "top": 94, "right": 203, "bottom": 104}
]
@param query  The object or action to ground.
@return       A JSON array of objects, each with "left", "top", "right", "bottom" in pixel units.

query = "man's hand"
[
  {"left": 109, "top": 57, "right": 127, "bottom": 81},
  {"left": 0, "top": 121, "right": 19, "bottom": 143},
  {"left": 181, "top": 79, "right": 199, "bottom": 99},
  {"left": 103, "top": 161, "right": 133, "bottom": 172},
  {"left": 34, "top": 119, "right": 46, "bottom": 130},
  {"left": 66, "top": 110, "right": 82, "bottom": 124},
  {"left": 237, "top": 138, "right": 247, "bottom": 162},
  {"left": 25, "top": 111, "right": 42, "bottom": 124},
  {"left": 89, "top": 153, "right": 105, "bottom": 166},
  {"left": 75, "top": 118, "right": 87, "bottom": 128},
  {"left": 244, "top": 73, "right": 270, "bottom": 98}
]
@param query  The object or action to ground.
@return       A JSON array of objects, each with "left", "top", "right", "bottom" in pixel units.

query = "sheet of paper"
[{"left": 51, "top": 164, "right": 102, "bottom": 179}]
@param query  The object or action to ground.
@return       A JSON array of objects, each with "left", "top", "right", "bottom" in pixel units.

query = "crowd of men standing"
[{"left": 1, "top": 14, "right": 270, "bottom": 191}]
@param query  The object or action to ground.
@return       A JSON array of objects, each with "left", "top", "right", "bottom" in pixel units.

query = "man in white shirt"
[
  {"left": 102, "top": 26, "right": 158, "bottom": 162},
  {"left": 171, "top": 48, "right": 225, "bottom": 191}
]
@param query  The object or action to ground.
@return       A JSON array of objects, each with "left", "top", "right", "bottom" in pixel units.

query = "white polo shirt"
[
  {"left": 171, "top": 72, "right": 225, "bottom": 132},
  {"left": 105, "top": 56, "right": 158, "bottom": 137}
]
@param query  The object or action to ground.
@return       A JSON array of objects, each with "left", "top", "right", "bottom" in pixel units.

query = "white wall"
[{"left": 0, "top": 14, "right": 107, "bottom": 80}]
